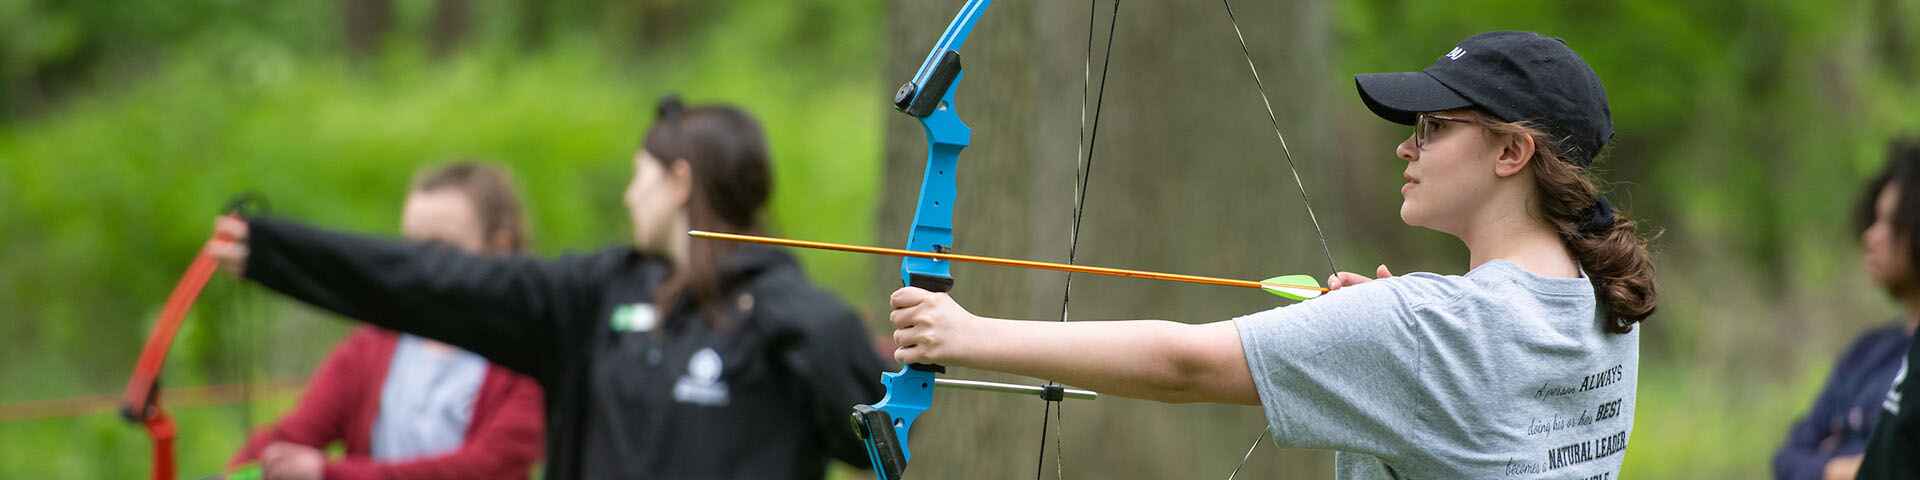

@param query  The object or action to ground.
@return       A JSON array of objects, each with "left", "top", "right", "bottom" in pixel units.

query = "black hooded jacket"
[{"left": 242, "top": 216, "right": 887, "bottom": 479}]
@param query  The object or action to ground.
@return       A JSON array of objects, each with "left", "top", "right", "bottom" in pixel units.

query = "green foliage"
[
  {"left": 0, "top": 1, "right": 882, "bottom": 476},
  {"left": 5, "top": 0, "right": 1920, "bottom": 478},
  {"left": 1624, "top": 361, "right": 1831, "bottom": 477},
  {"left": 0, "top": 392, "right": 302, "bottom": 479}
]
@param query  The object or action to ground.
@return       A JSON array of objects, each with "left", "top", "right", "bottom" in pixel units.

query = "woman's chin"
[
  {"left": 630, "top": 228, "right": 655, "bottom": 250},
  {"left": 1399, "top": 204, "right": 1424, "bottom": 227}
]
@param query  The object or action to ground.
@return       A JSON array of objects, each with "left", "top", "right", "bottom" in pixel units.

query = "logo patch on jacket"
[
  {"left": 610, "top": 303, "right": 657, "bottom": 333},
  {"left": 673, "top": 347, "right": 731, "bottom": 406}
]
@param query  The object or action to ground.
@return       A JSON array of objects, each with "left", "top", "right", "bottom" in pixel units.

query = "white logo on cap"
[{"left": 1445, "top": 47, "right": 1466, "bottom": 60}]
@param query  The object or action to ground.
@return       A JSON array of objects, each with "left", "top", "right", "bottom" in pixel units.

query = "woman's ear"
[
  {"left": 668, "top": 158, "right": 696, "bottom": 204},
  {"left": 1493, "top": 133, "right": 1536, "bottom": 178}
]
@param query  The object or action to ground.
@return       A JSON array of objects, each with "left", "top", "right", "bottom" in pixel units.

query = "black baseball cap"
[{"left": 1355, "top": 31, "right": 1613, "bottom": 167}]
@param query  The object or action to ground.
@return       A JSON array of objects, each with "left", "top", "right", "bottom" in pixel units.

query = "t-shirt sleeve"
[{"left": 1234, "top": 277, "right": 1442, "bottom": 459}]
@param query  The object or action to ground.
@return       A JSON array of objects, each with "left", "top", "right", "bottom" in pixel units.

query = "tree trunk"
[
  {"left": 877, "top": 1, "right": 1336, "bottom": 478},
  {"left": 515, "top": 0, "right": 551, "bottom": 52},
  {"left": 341, "top": 0, "right": 393, "bottom": 60},
  {"left": 428, "top": 0, "right": 474, "bottom": 60}
]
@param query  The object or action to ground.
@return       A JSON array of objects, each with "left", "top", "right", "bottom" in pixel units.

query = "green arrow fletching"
[{"left": 1260, "top": 274, "right": 1323, "bottom": 302}]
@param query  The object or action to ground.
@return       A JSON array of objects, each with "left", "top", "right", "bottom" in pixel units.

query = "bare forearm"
[
  {"left": 952, "top": 318, "right": 1257, "bottom": 405},
  {"left": 887, "top": 288, "right": 1259, "bottom": 404}
]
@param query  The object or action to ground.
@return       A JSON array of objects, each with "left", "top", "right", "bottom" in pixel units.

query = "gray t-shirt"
[{"left": 1236, "top": 260, "right": 1638, "bottom": 479}]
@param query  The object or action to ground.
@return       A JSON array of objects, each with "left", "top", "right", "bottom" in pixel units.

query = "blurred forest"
[{"left": 2, "top": 0, "right": 1918, "bottom": 478}]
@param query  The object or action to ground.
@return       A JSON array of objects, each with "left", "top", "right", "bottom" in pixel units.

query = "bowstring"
[
  {"left": 1218, "top": 0, "right": 1340, "bottom": 478},
  {"left": 1037, "top": 1, "right": 1120, "bottom": 479}
]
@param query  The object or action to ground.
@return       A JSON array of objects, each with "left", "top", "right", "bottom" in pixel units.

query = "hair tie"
[
  {"left": 656, "top": 94, "right": 686, "bottom": 121},
  {"left": 1578, "top": 197, "right": 1616, "bottom": 235}
]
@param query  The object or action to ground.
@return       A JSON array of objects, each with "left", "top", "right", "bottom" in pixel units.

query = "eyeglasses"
[{"left": 1414, "top": 112, "right": 1475, "bottom": 150}]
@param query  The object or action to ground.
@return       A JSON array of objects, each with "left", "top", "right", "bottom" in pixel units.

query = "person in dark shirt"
[
  {"left": 1858, "top": 138, "right": 1920, "bottom": 480},
  {"left": 1773, "top": 325, "right": 1911, "bottom": 479},
  {"left": 206, "top": 96, "right": 887, "bottom": 479}
]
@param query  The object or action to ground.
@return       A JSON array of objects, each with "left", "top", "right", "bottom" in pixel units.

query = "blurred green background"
[{"left": 1, "top": 0, "right": 1916, "bottom": 478}]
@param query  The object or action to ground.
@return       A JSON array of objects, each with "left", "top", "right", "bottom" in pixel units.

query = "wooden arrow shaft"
[{"left": 688, "top": 230, "right": 1323, "bottom": 293}]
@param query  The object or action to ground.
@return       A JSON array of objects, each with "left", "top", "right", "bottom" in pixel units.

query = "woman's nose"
[{"left": 1395, "top": 135, "right": 1418, "bottom": 162}]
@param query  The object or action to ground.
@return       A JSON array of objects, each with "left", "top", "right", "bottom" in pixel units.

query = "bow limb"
[
  {"left": 122, "top": 201, "right": 258, "bottom": 480},
  {"left": 120, "top": 238, "right": 224, "bottom": 480}
]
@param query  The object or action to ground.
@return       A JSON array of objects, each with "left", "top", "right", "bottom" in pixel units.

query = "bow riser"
[
  {"left": 852, "top": 1, "right": 991, "bottom": 479},
  {"left": 899, "top": 102, "right": 968, "bottom": 289}
]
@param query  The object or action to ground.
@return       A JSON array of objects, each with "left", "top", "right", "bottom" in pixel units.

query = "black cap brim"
[{"left": 1355, "top": 72, "right": 1474, "bottom": 125}]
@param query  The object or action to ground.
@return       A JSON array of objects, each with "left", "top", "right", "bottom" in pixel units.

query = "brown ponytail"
[
  {"left": 1481, "top": 117, "right": 1656, "bottom": 333},
  {"left": 642, "top": 95, "right": 773, "bottom": 330}
]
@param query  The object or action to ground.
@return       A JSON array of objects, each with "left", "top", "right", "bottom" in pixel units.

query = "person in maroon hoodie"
[{"left": 227, "top": 162, "right": 545, "bottom": 480}]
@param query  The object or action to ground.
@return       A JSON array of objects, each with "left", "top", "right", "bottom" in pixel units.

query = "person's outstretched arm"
[
  {"left": 887, "top": 287, "right": 1260, "bottom": 405},
  {"left": 890, "top": 269, "right": 1460, "bottom": 464},
  {"left": 213, "top": 216, "right": 615, "bottom": 381},
  {"left": 885, "top": 267, "right": 1403, "bottom": 405}
]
